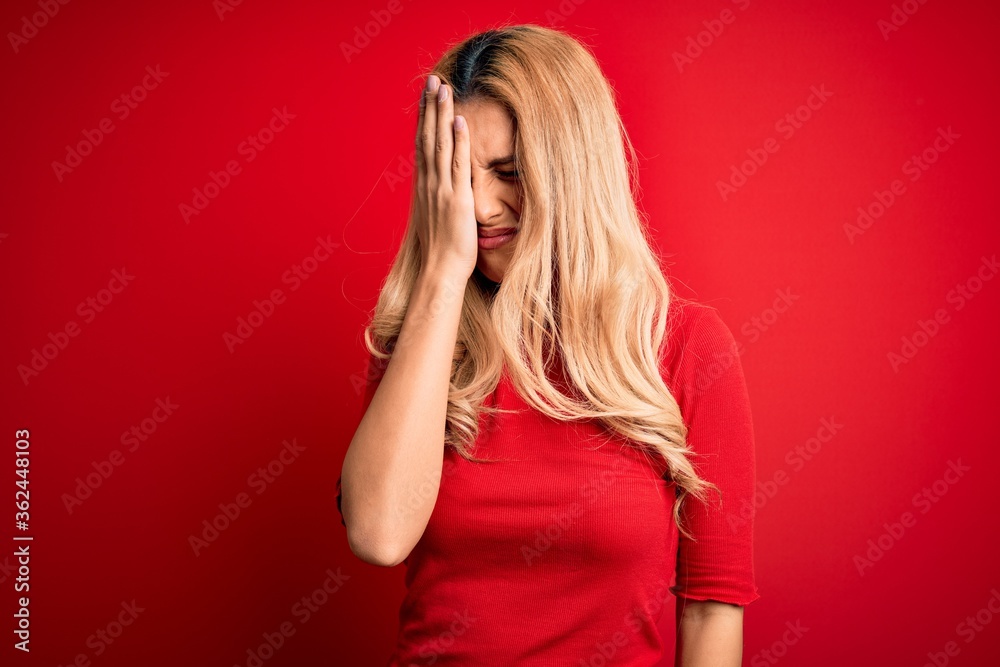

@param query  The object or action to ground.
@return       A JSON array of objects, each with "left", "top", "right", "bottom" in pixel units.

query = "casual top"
[{"left": 337, "top": 297, "right": 760, "bottom": 665}]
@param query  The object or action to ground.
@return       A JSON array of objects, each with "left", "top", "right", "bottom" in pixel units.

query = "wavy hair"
[{"left": 363, "top": 24, "right": 718, "bottom": 538}]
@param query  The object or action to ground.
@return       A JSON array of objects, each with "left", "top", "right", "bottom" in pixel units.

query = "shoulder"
[
  {"left": 662, "top": 298, "right": 742, "bottom": 392},
  {"left": 660, "top": 297, "right": 753, "bottom": 432},
  {"left": 668, "top": 298, "right": 734, "bottom": 343}
]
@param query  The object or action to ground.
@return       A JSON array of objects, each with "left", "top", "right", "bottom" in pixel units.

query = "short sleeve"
[
  {"left": 667, "top": 306, "right": 760, "bottom": 606},
  {"left": 336, "top": 350, "right": 389, "bottom": 528}
]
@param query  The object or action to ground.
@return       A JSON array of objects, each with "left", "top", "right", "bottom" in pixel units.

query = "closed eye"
[{"left": 496, "top": 170, "right": 519, "bottom": 180}]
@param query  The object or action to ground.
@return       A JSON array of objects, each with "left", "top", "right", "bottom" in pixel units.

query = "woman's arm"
[
  {"left": 340, "top": 269, "right": 466, "bottom": 567},
  {"left": 666, "top": 305, "right": 759, "bottom": 664},
  {"left": 676, "top": 599, "right": 744, "bottom": 666},
  {"left": 341, "top": 75, "right": 477, "bottom": 568}
]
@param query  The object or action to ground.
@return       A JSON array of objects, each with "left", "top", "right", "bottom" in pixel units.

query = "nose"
[{"left": 471, "top": 178, "right": 505, "bottom": 226}]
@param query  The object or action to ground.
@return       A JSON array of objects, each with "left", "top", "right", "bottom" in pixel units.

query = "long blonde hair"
[{"left": 364, "top": 24, "right": 718, "bottom": 538}]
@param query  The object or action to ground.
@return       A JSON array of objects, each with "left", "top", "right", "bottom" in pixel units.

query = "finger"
[
  {"left": 421, "top": 75, "right": 440, "bottom": 186},
  {"left": 435, "top": 83, "right": 454, "bottom": 190},
  {"left": 452, "top": 114, "right": 471, "bottom": 192},
  {"left": 415, "top": 85, "right": 427, "bottom": 195}
]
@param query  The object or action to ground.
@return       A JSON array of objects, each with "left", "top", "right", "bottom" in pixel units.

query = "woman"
[{"left": 338, "top": 24, "right": 759, "bottom": 666}]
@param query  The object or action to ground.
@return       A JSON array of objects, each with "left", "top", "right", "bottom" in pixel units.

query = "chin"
[{"left": 476, "top": 263, "right": 506, "bottom": 284}]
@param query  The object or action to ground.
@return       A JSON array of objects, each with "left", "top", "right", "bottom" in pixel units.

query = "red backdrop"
[{"left": 2, "top": 0, "right": 998, "bottom": 665}]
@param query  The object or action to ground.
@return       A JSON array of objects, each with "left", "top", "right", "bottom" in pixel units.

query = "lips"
[
  {"left": 478, "top": 227, "right": 517, "bottom": 238},
  {"left": 477, "top": 228, "right": 517, "bottom": 250}
]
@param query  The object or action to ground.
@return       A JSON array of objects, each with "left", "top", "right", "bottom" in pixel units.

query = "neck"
[{"left": 474, "top": 269, "right": 501, "bottom": 295}]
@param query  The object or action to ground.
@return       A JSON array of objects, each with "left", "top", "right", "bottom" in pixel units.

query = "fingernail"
[
  {"left": 426, "top": 74, "right": 438, "bottom": 91},
  {"left": 438, "top": 84, "right": 447, "bottom": 102},
  {"left": 455, "top": 115, "right": 465, "bottom": 130}
]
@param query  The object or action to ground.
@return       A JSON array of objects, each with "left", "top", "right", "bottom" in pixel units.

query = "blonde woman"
[{"left": 338, "top": 24, "right": 759, "bottom": 666}]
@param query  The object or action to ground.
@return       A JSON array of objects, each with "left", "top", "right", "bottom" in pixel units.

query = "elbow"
[
  {"left": 679, "top": 599, "right": 744, "bottom": 621},
  {"left": 339, "top": 474, "right": 415, "bottom": 567},
  {"left": 345, "top": 524, "right": 410, "bottom": 568}
]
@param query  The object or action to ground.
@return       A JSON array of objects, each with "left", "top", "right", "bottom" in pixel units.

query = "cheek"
[{"left": 508, "top": 187, "right": 523, "bottom": 215}]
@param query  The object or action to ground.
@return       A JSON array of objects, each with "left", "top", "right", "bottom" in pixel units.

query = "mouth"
[{"left": 477, "top": 227, "right": 518, "bottom": 250}]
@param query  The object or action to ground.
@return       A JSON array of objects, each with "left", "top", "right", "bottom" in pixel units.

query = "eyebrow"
[{"left": 484, "top": 154, "right": 517, "bottom": 169}]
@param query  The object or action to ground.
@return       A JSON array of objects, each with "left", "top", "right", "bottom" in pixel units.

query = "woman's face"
[{"left": 453, "top": 98, "right": 522, "bottom": 284}]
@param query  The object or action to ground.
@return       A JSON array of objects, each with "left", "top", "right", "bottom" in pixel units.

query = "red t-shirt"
[{"left": 337, "top": 298, "right": 760, "bottom": 665}]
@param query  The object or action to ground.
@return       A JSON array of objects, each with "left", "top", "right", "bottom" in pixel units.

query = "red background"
[{"left": 2, "top": 0, "right": 999, "bottom": 665}]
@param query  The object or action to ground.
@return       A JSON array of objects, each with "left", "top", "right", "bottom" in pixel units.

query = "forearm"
[
  {"left": 341, "top": 268, "right": 466, "bottom": 566},
  {"left": 675, "top": 600, "right": 744, "bottom": 667}
]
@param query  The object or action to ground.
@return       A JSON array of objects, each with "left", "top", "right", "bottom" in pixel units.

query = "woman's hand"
[{"left": 413, "top": 74, "right": 478, "bottom": 281}]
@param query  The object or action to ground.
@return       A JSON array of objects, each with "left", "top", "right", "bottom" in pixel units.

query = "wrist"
[{"left": 418, "top": 263, "right": 472, "bottom": 287}]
